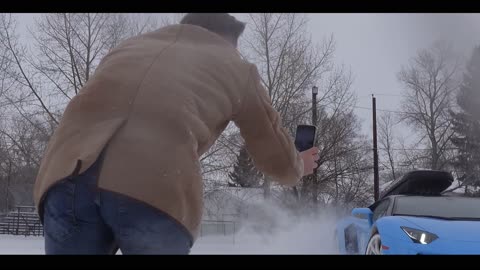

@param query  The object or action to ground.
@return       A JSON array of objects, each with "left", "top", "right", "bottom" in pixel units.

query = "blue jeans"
[{"left": 42, "top": 159, "right": 193, "bottom": 255}]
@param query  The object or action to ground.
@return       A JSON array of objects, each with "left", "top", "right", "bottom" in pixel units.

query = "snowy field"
[{"left": 0, "top": 214, "right": 339, "bottom": 254}]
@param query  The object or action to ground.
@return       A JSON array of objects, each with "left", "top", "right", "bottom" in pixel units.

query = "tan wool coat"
[{"left": 34, "top": 24, "right": 304, "bottom": 240}]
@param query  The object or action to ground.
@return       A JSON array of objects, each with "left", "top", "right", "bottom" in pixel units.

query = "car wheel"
[{"left": 365, "top": 233, "right": 382, "bottom": 255}]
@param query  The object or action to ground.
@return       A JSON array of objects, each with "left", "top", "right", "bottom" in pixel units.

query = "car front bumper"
[{"left": 380, "top": 234, "right": 480, "bottom": 255}]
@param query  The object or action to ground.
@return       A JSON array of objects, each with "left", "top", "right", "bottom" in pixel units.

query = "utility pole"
[
  {"left": 312, "top": 86, "right": 318, "bottom": 204},
  {"left": 5, "top": 160, "right": 11, "bottom": 212},
  {"left": 372, "top": 95, "right": 379, "bottom": 202}
]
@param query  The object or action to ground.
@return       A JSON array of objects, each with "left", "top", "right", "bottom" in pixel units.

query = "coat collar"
[{"left": 149, "top": 24, "right": 239, "bottom": 52}]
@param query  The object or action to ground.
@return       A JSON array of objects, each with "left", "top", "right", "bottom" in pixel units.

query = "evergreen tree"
[
  {"left": 451, "top": 45, "right": 480, "bottom": 195},
  {"left": 228, "top": 146, "right": 263, "bottom": 188}
]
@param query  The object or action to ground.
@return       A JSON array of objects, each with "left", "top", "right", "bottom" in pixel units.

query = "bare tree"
[
  {"left": 241, "top": 13, "right": 337, "bottom": 198},
  {"left": 0, "top": 13, "right": 160, "bottom": 209},
  {"left": 0, "top": 130, "right": 14, "bottom": 212},
  {"left": 0, "top": 115, "right": 48, "bottom": 208},
  {"left": 200, "top": 123, "right": 246, "bottom": 195},
  {"left": 31, "top": 13, "right": 158, "bottom": 102},
  {"left": 0, "top": 13, "right": 159, "bottom": 126},
  {"left": 0, "top": 37, "right": 12, "bottom": 100},
  {"left": 378, "top": 113, "right": 398, "bottom": 182},
  {"left": 242, "top": 14, "right": 335, "bottom": 123},
  {"left": 333, "top": 147, "right": 374, "bottom": 208},
  {"left": 118, "top": 13, "right": 159, "bottom": 38},
  {"left": 0, "top": 13, "right": 59, "bottom": 125},
  {"left": 312, "top": 111, "right": 369, "bottom": 204},
  {"left": 238, "top": 14, "right": 368, "bottom": 208},
  {"left": 157, "top": 13, "right": 185, "bottom": 27},
  {"left": 398, "top": 41, "right": 460, "bottom": 170}
]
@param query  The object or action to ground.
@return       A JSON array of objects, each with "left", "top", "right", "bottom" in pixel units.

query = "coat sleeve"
[{"left": 232, "top": 64, "right": 304, "bottom": 186}]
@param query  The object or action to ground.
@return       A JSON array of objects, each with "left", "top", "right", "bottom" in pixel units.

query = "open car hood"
[{"left": 380, "top": 170, "right": 454, "bottom": 200}]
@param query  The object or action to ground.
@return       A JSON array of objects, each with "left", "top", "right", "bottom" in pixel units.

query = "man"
[{"left": 34, "top": 13, "right": 320, "bottom": 255}]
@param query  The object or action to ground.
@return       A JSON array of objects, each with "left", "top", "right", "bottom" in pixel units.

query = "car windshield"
[{"left": 393, "top": 196, "right": 480, "bottom": 220}]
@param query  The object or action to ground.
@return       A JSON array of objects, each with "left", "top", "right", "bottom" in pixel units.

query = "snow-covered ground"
[
  {"left": 0, "top": 235, "right": 43, "bottom": 254},
  {"left": 0, "top": 213, "right": 339, "bottom": 254},
  {"left": 0, "top": 235, "right": 337, "bottom": 254}
]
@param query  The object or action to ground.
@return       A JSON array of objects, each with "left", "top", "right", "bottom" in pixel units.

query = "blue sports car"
[{"left": 336, "top": 170, "right": 480, "bottom": 255}]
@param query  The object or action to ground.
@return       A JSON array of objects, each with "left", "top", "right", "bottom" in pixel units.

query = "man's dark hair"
[{"left": 180, "top": 13, "right": 246, "bottom": 43}]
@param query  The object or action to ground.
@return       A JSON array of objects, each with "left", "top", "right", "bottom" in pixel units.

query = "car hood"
[{"left": 399, "top": 216, "right": 480, "bottom": 242}]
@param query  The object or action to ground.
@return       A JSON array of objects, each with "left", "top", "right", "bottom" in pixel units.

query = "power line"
[
  {"left": 353, "top": 105, "right": 415, "bottom": 115},
  {"left": 380, "top": 148, "right": 459, "bottom": 151},
  {"left": 319, "top": 101, "right": 410, "bottom": 115},
  {"left": 309, "top": 93, "right": 414, "bottom": 115},
  {"left": 372, "top": 93, "right": 405, "bottom": 98},
  {"left": 358, "top": 93, "right": 405, "bottom": 99},
  {"left": 359, "top": 146, "right": 459, "bottom": 151}
]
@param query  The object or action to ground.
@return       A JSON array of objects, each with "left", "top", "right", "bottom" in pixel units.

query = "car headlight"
[{"left": 401, "top": 227, "right": 438, "bottom": 244}]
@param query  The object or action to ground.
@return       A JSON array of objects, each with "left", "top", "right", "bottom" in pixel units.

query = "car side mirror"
[{"left": 352, "top": 208, "right": 373, "bottom": 226}]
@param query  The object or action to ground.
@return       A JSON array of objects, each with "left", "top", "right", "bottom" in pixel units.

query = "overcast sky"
[
  {"left": 304, "top": 13, "right": 480, "bottom": 137},
  {"left": 15, "top": 13, "right": 480, "bottom": 138}
]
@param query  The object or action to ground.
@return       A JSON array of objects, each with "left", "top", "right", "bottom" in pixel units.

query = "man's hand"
[{"left": 300, "top": 147, "right": 320, "bottom": 176}]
